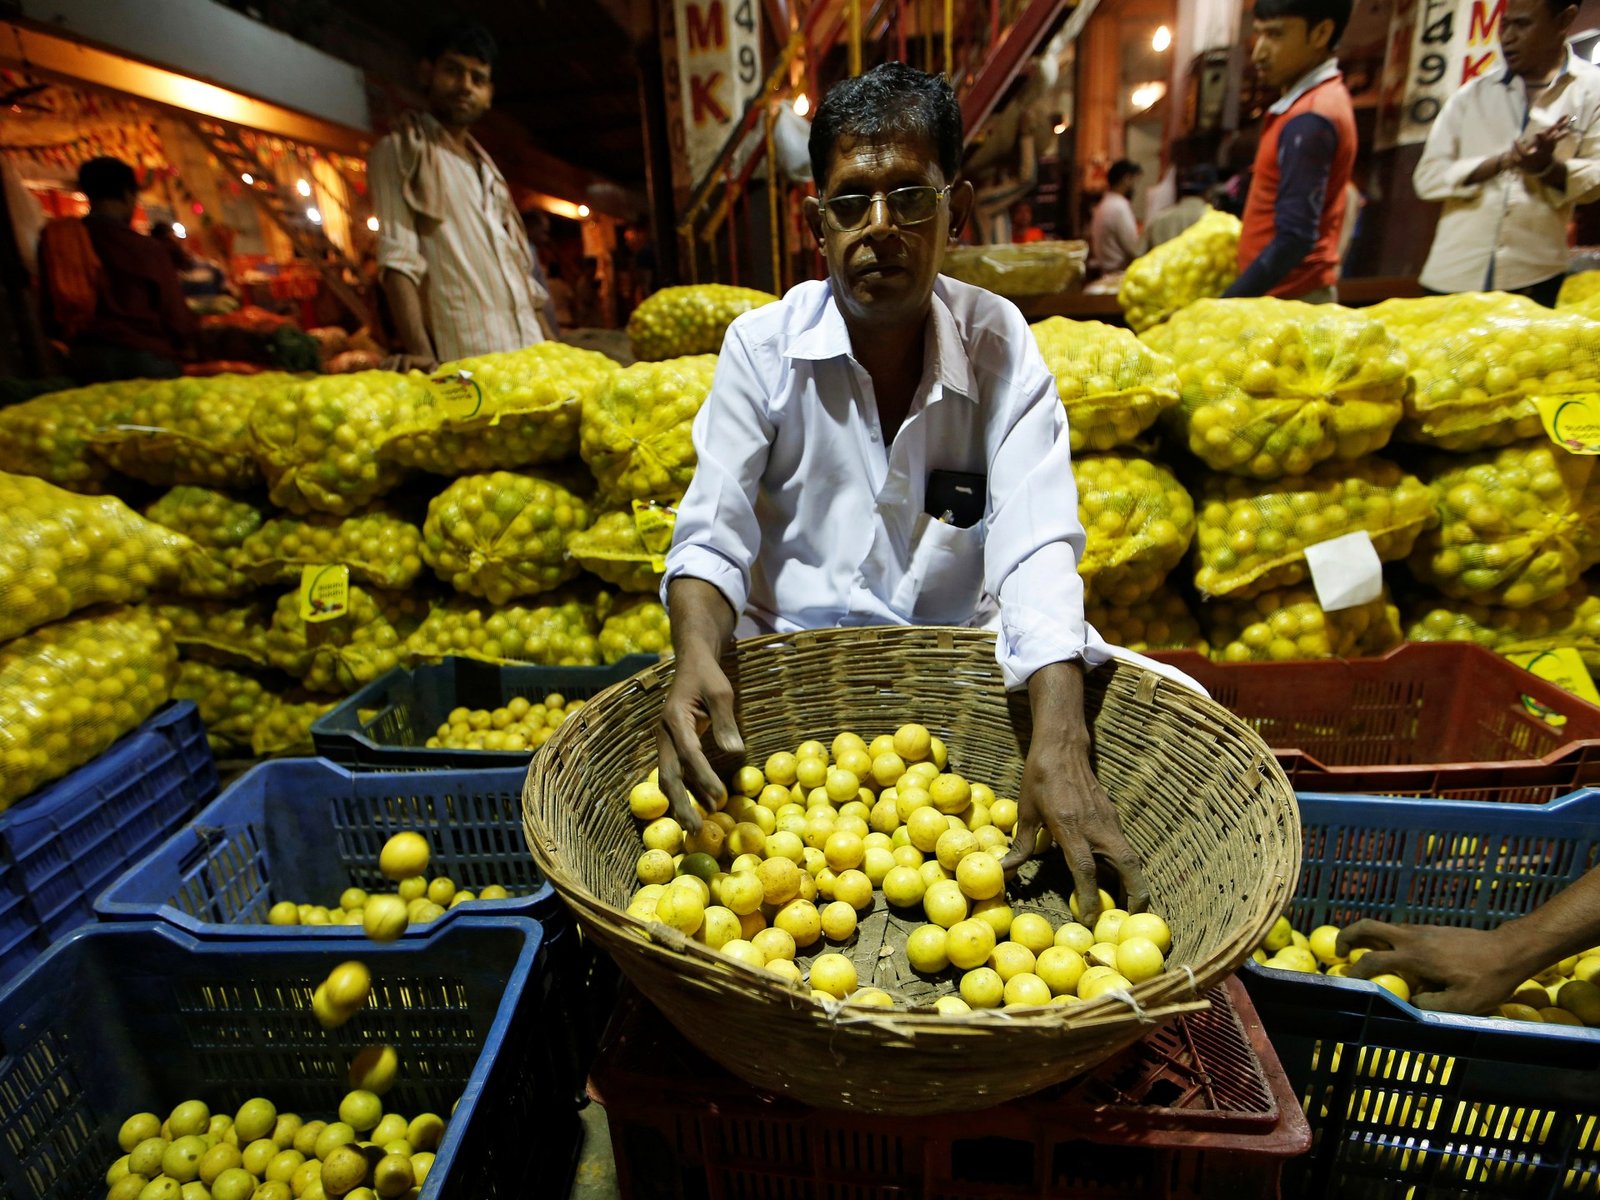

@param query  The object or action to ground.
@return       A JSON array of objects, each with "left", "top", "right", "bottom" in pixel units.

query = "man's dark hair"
[
  {"left": 420, "top": 20, "right": 498, "bottom": 68},
  {"left": 1253, "top": 0, "right": 1353, "bottom": 46},
  {"left": 1107, "top": 159, "right": 1143, "bottom": 189},
  {"left": 808, "top": 62, "right": 962, "bottom": 189},
  {"left": 1179, "top": 164, "right": 1219, "bottom": 196},
  {"left": 78, "top": 156, "right": 138, "bottom": 203},
  {"left": 1542, "top": 0, "right": 1580, "bottom": 17}
]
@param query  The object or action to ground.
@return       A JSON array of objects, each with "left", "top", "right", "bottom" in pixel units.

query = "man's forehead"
[
  {"left": 430, "top": 50, "right": 492, "bottom": 75},
  {"left": 824, "top": 132, "right": 945, "bottom": 186}
]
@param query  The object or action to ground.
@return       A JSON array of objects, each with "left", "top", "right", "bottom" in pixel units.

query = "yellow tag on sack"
[
  {"left": 1535, "top": 394, "right": 1600, "bottom": 454},
  {"left": 632, "top": 500, "right": 677, "bottom": 573},
  {"left": 299, "top": 564, "right": 351, "bottom": 623},
  {"left": 1507, "top": 647, "right": 1600, "bottom": 725},
  {"left": 425, "top": 368, "right": 484, "bottom": 418}
]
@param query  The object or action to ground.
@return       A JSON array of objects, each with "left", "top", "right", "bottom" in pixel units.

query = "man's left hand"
[
  {"left": 999, "top": 738, "right": 1148, "bottom": 926},
  {"left": 1514, "top": 115, "right": 1572, "bottom": 175}
]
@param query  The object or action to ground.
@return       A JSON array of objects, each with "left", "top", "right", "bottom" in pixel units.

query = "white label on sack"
[{"left": 1304, "top": 530, "right": 1383, "bottom": 612}]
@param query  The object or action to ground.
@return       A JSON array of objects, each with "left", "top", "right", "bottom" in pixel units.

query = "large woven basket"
[{"left": 523, "top": 627, "right": 1299, "bottom": 1114}]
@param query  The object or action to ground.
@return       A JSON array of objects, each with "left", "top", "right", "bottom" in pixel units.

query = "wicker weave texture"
[{"left": 524, "top": 626, "right": 1300, "bottom": 1114}]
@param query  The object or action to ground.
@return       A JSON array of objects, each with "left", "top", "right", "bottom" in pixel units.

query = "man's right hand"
[
  {"left": 383, "top": 353, "right": 439, "bottom": 374},
  {"left": 656, "top": 651, "right": 745, "bottom": 832},
  {"left": 1336, "top": 920, "right": 1525, "bottom": 1014}
]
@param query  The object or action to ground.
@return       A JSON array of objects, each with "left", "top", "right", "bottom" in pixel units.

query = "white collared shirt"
[
  {"left": 1269, "top": 58, "right": 1342, "bottom": 116},
  {"left": 662, "top": 276, "right": 1109, "bottom": 690},
  {"left": 1414, "top": 49, "right": 1600, "bottom": 293}
]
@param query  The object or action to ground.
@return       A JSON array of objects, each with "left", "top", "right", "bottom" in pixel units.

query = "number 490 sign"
[
  {"left": 1378, "top": 0, "right": 1503, "bottom": 148},
  {"left": 672, "top": 0, "right": 762, "bottom": 183}
]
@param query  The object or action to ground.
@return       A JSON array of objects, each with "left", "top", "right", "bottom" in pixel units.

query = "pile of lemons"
[
  {"left": 421, "top": 471, "right": 590, "bottom": 604},
  {"left": 237, "top": 507, "right": 425, "bottom": 591},
  {"left": 1084, "top": 592, "right": 1207, "bottom": 657},
  {"left": 90, "top": 373, "right": 265, "bottom": 489},
  {"left": 1030, "top": 318, "right": 1180, "bottom": 452},
  {"left": 599, "top": 599, "right": 671, "bottom": 664},
  {"left": 426, "top": 692, "right": 583, "bottom": 753},
  {"left": 623, "top": 724, "right": 1177, "bottom": 1012},
  {"left": 1255, "top": 915, "right": 1600, "bottom": 1027},
  {"left": 0, "top": 381, "right": 126, "bottom": 490},
  {"left": 626, "top": 284, "right": 776, "bottom": 361},
  {"left": 566, "top": 510, "right": 663, "bottom": 594},
  {"left": 404, "top": 594, "right": 602, "bottom": 667},
  {"left": 580, "top": 355, "right": 717, "bottom": 507},
  {"left": 1073, "top": 454, "right": 1195, "bottom": 606},
  {"left": 102, "top": 1078, "right": 446, "bottom": 1200},
  {"left": 145, "top": 486, "right": 265, "bottom": 599},
  {"left": 1118, "top": 210, "right": 1241, "bottom": 333},
  {"left": 1204, "top": 585, "right": 1401, "bottom": 663},
  {"left": 265, "top": 831, "right": 515, "bottom": 941},
  {"left": 1405, "top": 584, "right": 1600, "bottom": 669},
  {"left": 264, "top": 587, "right": 429, "bottom": 694}
]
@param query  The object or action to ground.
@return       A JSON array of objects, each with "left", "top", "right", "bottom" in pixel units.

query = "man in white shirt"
[
  {"left": 368, "top": 22, "right": 550, "bottom": 369},
  {"left": 1142, "top": 165, "right": 1217, "bottom": 252},
  {"left": 657, "top": 63, "right": 1145, "bottom": 921},
  {"left": 1414, "top": 0, "right": 1600, "bottom": 305},
  {"left": 1089, "top": 160, "right": 1144, "bottom": 274}
]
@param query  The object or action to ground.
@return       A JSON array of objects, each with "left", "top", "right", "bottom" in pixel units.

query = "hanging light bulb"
[
  {"left": 171, "top": 222, "right": 188, "bottom": 239},
  {"left": 577, "top": 204, "right": 591, "bottom": 218},
  {"left": 1152, "top": 25, "right": 1172, "bottom": 52},
  {"left": 296, "top": 179, "right": 312, "bottom": 197},
  {"left": 794, "top": 93, "right": 811, "bottom": 117},
  {"left": 307, "top": 207, "right": 322, "bottom": 224},
  {"left": 366, "top": 215, "right": 380, "bottom": 232},
  {"left": 241, "top": 173, "right": 253, "bottom": 185}
]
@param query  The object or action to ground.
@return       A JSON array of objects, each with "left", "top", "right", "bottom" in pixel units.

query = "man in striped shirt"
[{"left": 369, "top": 22, "right": 551, "bottom": 370}]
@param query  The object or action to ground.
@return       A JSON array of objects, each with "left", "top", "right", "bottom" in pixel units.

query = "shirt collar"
[
  {"left": 1501, "top": 45, "right": 1577, "bottom": 89},
  {"left": 1268, "top": 58, "right": 1341, "bottom": 115},
  {"left": 415, "top": 109, "right": 490, "bottom": 163},
  {"left": 783, "top": 281, "right": 978, "bottom": 401}
]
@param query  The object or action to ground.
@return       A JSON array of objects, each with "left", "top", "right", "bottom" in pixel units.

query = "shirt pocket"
[{"left": 888, "top": 512, "right": 986, "bottom": 625}]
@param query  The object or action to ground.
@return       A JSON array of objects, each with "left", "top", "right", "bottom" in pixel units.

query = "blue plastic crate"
[
  {"left": 0, "top": 701, "right": 216, "bottom": 980},
  {"left": 0, "top": 917, "right": 578, "bottom": 1200},
  {"left": 1244, "top": 788, "right": 1600, "bottom": 1199},
  {"left": 96, "top": 757, "right": 555, "bottom": 937},
  {"left": 311, "top": 654, "right": 660, "bottom": 768}
]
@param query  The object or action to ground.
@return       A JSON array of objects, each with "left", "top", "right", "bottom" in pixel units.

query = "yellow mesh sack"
[
  {"left": 405, "top": 592, "right": 602, "bottom": 666},
  {"left": 88, "top": 373, "right": 270, "bottom": 488},
  {"left": 153, "top": 597, "right": 277, "bottom": 670},
  {"left": 264, "top": 585, "right": 430, "bottom": 694},
  {"left": 1558, "top": 272, "right": 1600, "bottom": 309},
  {"left": 1204, "top": 585, "right": 1402, "bottom": 662},
  {"left": 1409, "top": 440, "right": 1600, "bottom": 607},
  {"left": 252, "top": 697, "right": 335, "bottom": 757},
  {"left": 1370, "top": 293, "right": 1600, "bottom": 451},
  {"left": 1144, "top": 299, "right": 1408, "bottom": 479},
  {"left": 0, "top": 471, "right": 205, "bottom": 642},
  {"left": 599, "top": 597, "right": 670, "bottom": 662},
  {"left": 628, "top": 285, "right": 776, "bottom": 361},
  {"left": 0, "top": 606, "right": 176, "bottom": 811},
  {"left": 1194, "top": 459, "right": 1435, "bottom": 599},
  {"left": 567, "top": 509, "right": 665, "bottom": 593},
  {"left": 1405, "top": 584, "right": 1600, "bottom": 670},
  {"left": 0, "top": 383, "right": 128, "bottom": 492},
  {"left": 249, "top": 370, "right": 423, "bottom": 514},
  {"left": 174, "top": 659, "right": 278, "bottom": 754},
  {"left": 421, "top": 471, "right": 591, "bottom": 604},
  {"left": 1118, "top": 210, "right": 1241, "bottom": 333},
  {"left": 384, "top": 343, "right": 619, "bottom": 473},
  {"left": 1086, "top": 591, "right": 1208, "bottom": 655},
  {"left": 236, "top": 507, "right": 425, "bottom": 590},
  {"left": 1074, "top": 454, "right": 1195, "bottom": 606},
  {"left": 1032, "top": 319, "right": 1180, "bottom": 452},
  {"left": 581, "top": 354, "right": 717, "bottom": 505},
  {"left": 144, "top": 486, "right": 265, "bottom": 599}
]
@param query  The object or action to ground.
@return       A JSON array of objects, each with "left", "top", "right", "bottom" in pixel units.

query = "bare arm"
[
  {"left": 1339, "top": 865, "right": 1600, "bottom": 1013},
  {"left": 382, "top": 269, "right": 437, "bottom": 370},
  {"left": 656, "top": 577, "right": 744, "bottom": 830}
]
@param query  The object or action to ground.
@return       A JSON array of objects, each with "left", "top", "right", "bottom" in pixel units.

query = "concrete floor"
[{"left": 569, "top": 1101, "right": 621, "bottom": 1199}]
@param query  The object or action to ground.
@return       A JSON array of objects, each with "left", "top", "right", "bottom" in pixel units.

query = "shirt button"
[{"left": 870, "top": 430, "right": 880, "bottom": 442}]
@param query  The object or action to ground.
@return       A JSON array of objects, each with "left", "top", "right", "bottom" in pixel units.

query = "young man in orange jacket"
[{"left": 1224, "top": 0, "right": 1356, "bottom": 302}]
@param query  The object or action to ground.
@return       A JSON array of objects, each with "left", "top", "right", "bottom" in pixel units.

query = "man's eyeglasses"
[{"left": 820, "top": 185, "right": 950, "bottom": 232}]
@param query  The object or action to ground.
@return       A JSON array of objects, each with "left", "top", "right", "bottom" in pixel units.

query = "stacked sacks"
[
  {"left": 581, "top": 354, "right": 718, "bottom": 506},
  {"left": 264, "top": 585, "right": 431, "bottom": 694},
  {"left": 567, "top": 509, "right": 667, "bottom": 593},
  {"left": 404, "top": 592, "right": 603, "bottom": 667},
  {"left": 1193, "top": 460, "right": 1435, "bottom": 599},
  {"left": 1118, "top": 210, "right": 1241, "bottom": 333},
  {"left": 143, "top": 486, "right": 265, "bottom": 599},
  {"left": 1404, "top": 582, "right": 1600, "bottom": 670},
  {"left": 1144, "top": 298, "right": 1408, "bottom": 479},
  {"left": 1072, "top": 455, "right": 1195, "bottom": 606},
  {"left": 1370, "top": 293, "right": 1600, "bottom": 451},
  {"left": 87, "top": 373, "right": 267, "bottom": 488},
  {"left": 627, "top": 284, "right": 776, "bottom": 360},
  {"left": 1203, "top": 585, "right": 1402, "bottom": 663},
  {"left": 1085, "top": 592, "right": 1208, "bottom": 655},
  {"left": 421, "top": 471, "right": 591, "bottom": 603},
  {"left": 1032, "top": 319, "right": 1180, "bottom": 452},
  {"left": 235, "top": 507, "right": 426, "bottom": 590},
  {"left": 0, "top": 383, "right": 129, "bottom": 491}
]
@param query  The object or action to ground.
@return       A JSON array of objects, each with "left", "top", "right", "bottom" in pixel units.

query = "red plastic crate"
[
  {"left": 589, "top": 977, "right": 1310, "bottom": 1200},
  {"left": 1147, "top": 643, "right": 1600, "bottom": 803}
]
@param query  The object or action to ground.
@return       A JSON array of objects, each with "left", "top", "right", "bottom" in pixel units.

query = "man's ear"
[
  {"left": 1310, "top": 17, "right": 1336, "bottom": 53},
  {"left": 803, "top": 195, "right": 824, "bottom": 247},
  {"left": 947, "top": 180, "right": 975, "bottom": 241}
]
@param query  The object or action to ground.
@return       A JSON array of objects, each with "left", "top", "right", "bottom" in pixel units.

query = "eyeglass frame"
[{"left": 818, "top": 184, "right": 953, "bottom": 232}]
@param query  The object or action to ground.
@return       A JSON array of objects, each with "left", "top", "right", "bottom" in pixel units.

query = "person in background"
[
  {"left": 368, "top": 21, "right": 551, "bottom": 371},
  {"left": 522, "top": 207, "right": 562, "bottom": 335},
  {"left": 1413, "top": 0, "right": 1600, "bottom": 307},
  {"left": 36, "top": 156, "right": 194, "bottom": 382},
  {"left": 1224, "top": 0, "right": 1356, "bottom": 302},
  {"left": 1088, "top": 160, "right": 1143, "bottom": 273},
  {"left": 1009, "top": 199, "right": 1047, "bottom": 243},
  {"left": 1338, "top": 866, "right": 1600, "bottom": 1013},
  {"left": 544, "top": 259, "right": 576, "bottom": 329},
  {"left": 1142, "top": 165, "right": 1218, "bottom": 251},
  {"left": 150, "top": 221, "right": 229, "bottom": 297}
]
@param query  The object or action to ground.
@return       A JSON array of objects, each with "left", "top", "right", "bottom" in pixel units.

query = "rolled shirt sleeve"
[
  {"left": 367, "top": 136, "right": 428, "bottom": 285},
  {"left": 986, "top": 363, "right": 1108, "bottom": 690},
  {"left": 662, "top": 322, "right": 775, "bottom": 617}
]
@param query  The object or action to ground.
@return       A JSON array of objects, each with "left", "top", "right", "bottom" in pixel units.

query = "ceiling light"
[
  {"left": 366, "top": 215, "right": 380, "bottom": 232},
  {"left": 1153, "top": 25, "right": 1172, "bottom": 52},
  {"left": 577, "top": 204, "right": 591, "bottom": 218},
  {"left": 306, "top": 207, "right": 322, "bottom": 224},
  {"left": 794, "top": 94, "right": 811, "bottom": 117},
  {"left": 296, "top": 179, "right": 311, "bottom": 197},
  {"left": 172, "top": 222, "right": 187, "bottom": 238},
  {"left": 241, "top": 173, "right": 253, "bottom": 185}
]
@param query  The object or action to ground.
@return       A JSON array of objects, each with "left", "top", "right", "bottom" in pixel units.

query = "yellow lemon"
[
  {"left": 764, "top": 752, "right": 799, "bottom": 786},
  {"left": 795, "top": 756, "right": 828, "bottom": 791},
  {"left": 628, "top": 781, "right": 669, "bottom": 820},
  {"left": 325, "top": 961, "right": 371, "bottom": 1012},
  {"left": 363, "top": 895, "right": 408, "bottom": 943},
  {"left": 907, "top": 806, "right": 949, "bottom": 852},
  {"left": 955, "top": 851, "right": 1004, "bottom": 900},
  {"left": 721, "top": 871, "right": 764, "bottom": 915},
  {"left": 1370, "top": 974, "right": 1411, "bottom": 1002},
  {"left": 970, "top": 897, "right": 1014, "bottom": 938},
  {"left": 862, "top": 846, "right": 896, "bottom": 885},
  {"left": 685, "top": 821, "right": 725, "bottom": 859},
  {"left": 988, "top": 797, "right": 1018, "bottom": 833},
  {"left": 928, "top": 773, "right": 971, "bottom": 814},
  {"left": 824, "top": 768, "right": 861, "bottom": 804},
  {"left": 868, "top": 734, "right": 897, "bottom": 759},
  {"left": 892, "top": 845, "right": 925, "bottom": 870},
  {"left": 1118, "top": 913, "right": 1173, "bottom": 955},
  {"left": 848, "top": 988, "right": 894, "bottom": 1008},
  {"left": 835, "top": 748, "right": 873, "bottom": 780},
  {"left": 752, "top": 926, "right": 797, "bottom": 962},
  {"left": 699, "top": 906, "right": 742, "bottom": 950},
  {"left": 268, "top": 901, "right": 300, "bottom": 926},
  {"left": 833, "top": 868, "right": 874, "bottom": 910},
  {"left": 1054, "top": 922, "right": 1094, "bottom": 953},
  {"left": 642, "top": 818, "right": 684, "bottom": 854},
  {"left": 636, "top": 849, "right": 675, "bottom": 886},
  {"left": 1068, "top": 888, "right": 1116, "bottom": 922},
  {"left": 756, "top": 858, "right": 801, "bottom": 906},
  {"left": 654, "top": 884, "right": 705, "bottom": 935},
  {"left": 831, "top": 731, "right": 868, "bottom": 760},
  {"left": 918, "top": 860, "right": 951, "bottom": 887},
  {"left": 934, "top": 827, "right": 979, "bottom": 870},
  {"left": 766, "top": 958, "right": 803, "bottom": 983},
  {"left": 1088, "top": 942, "right": 1121, "bottom": 971},
  {"left": 775, "top": 899, "right": 822, "bottom": 947},
  {"left": 923, "top": 879, "right": 969, "bottom": 928},
  {"left": 820, "top": 900, "right": 858, "bottom": 940},
  {"left": 1308, "top": 924, "right": 1344, "bottom": 966},
  {"left": 809, "top": 952, "right": 858, "bottom": 998},
  {"left": 894, "top": 786, "right": 932, "bottom": 822},
  {"left": 881, "top": 865, "right": 926, "bottom": 908},
  {"left": 1010, "top": 913, "right": 1055, "bottom": 955},
  {"left": 893, "top": 723, "right": 932, "bottom": 762},
  {"left": 378, "top": 832, "right": 430, "bottom": 881},
  {"left": 1117, "top": 936, "right": 1165, "bottom": 984},
  {"left": 720, "top": 939, "right": 766, "bottom": 969},
  {"left": 1078, "top": 970, "right": 1132, "bottom": 1002},
  {"left": 929, "top": 736, "right": 949, "bottom": 769},
  {"left": 1273, "top": 945, "right": 1318, "bottom": 973},
  {"left": 960, "top": 967, "right": 1004, "bottom": 1008},
  {"left": 1093, "top": 909, "right": 1129, "bottom": 944},
  {"left": 727, "top": 822, "right": 766, "bottom": 858},
  {"left": 765, "top": 831, "right": 805, "bottom": 864},
  {"left": 1036, "top": 946, "right": 1086, "bottom": 995},
  {"left": 934, "top": 994, "right": 971, "bottom": 1015},
  {"left": 906, "top": 924, "right": 949, "bottom": 972},
  {"left": 824, "top": 830, "right": 865, "bottom": 871},
  {"left": 397, "top": 877, "right": 426, "bottom": 903},
  {"left": 870, "top": 753, "right": 906, "bottom": 788},
  {"left": 989, "top": 940, "right": 1037, "bottom": 982},
  {"left": 1004, "top": 972, "right": 1051, "bottom": 1007},
  {"left": 946, "top": 918, "right": 998, "bottom": 970},
  {"left": 1262, "top": 916, "right": 1294, "bottom": 953}
]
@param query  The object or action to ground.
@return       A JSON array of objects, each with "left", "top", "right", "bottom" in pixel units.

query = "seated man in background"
[
  {"left": 1142, "top": 165, "right": 1217, "bottom": 251},
  {"left": 1088, "top": 159, "right": 1143, "bottom": 274}
]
